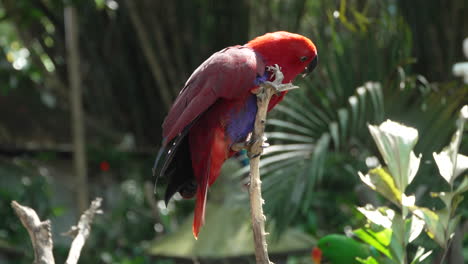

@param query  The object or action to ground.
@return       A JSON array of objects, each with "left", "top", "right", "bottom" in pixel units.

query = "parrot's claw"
[
  {"left": 262, "top": 135, "right": 270, "bottom": 148},
  {"left": 264, "top": 64, "right": 299, "bottom": 92},
  {"left": 248, "top": 152, "right": 262, "bottom": 159},
  {"left": 266, "top": 64, "right": 283, "bottom": 84},
  {"left": 250, "top": 86, "right": 263, "bottom": 95},
  {"left": 231, "top": 142, "right": 247, "bottom": 152}
]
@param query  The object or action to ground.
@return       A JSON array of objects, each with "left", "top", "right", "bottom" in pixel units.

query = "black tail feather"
[{"left": 153, "top": 126, "right": 196, "bottom": 205}]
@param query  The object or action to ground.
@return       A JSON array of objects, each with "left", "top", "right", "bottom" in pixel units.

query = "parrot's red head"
[
  {"left": 246, "top": 31, "right": 318, "bottom": 83},
  {"left": 246, "top": 31, "right": 317, "bottom": 109}
]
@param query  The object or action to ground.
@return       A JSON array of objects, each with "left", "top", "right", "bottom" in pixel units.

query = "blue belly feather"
[{"left": 226, "top": 95, "right": 257, "bottom": 144}]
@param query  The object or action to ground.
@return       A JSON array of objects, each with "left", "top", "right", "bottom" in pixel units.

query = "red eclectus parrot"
[{"left": 153, "top": 31, "right": 318, "bottom": 239}]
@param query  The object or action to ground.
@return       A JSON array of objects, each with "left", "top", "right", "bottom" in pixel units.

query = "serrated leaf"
[{"left": 359, "top": 167, "right": 402, "bottom": 206}]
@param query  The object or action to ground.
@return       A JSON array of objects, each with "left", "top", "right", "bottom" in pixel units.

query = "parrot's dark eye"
[{"left": 300, "top": 56, "right": 308, "bottom": 62}]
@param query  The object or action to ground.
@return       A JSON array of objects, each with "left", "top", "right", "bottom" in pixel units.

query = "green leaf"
[
  {"left": 267, "top": 119, "right": 315, "bottom": 135},
  {"left": 433, "top": 151, "right": 468, "bottom": 185},
  {"left": 329, "top": 122, "right": 340, "bottom": 150},
  {"left": 406, "top": 214, "right": 424, "bottom": 243},
  {"left": 368, "top": 120, "right": 421, "bottom": 192},
  {"left": 354, "top": 227, "right": 392, "bottom": 257},
  {"left": 263, "top": 144, "right": 314, "bottom": 155},
  {"left": 265, "top": 132, "right": 315, "bottom": 143},
  {"left": 410, "top": 247, "right": 433, "bottom": 264},
  {"left": 357, "top": 256, "right": 379, "bottom": 264},
  {"left": 433, "top": 105, "right": 468, "bottom": 185},
  {"left": 455, "top": 176, "right": 468, "bottom": 194},
  {"left": 359, "top": 167, "right": 402, "bottom": 206},
  {"left": 412, "top": 207, "right": 447, "bottom": 247},
  {"left": 357, "top": 206, "right": 394, "bottom": 229}
]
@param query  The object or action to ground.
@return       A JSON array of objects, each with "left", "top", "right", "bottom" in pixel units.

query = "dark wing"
[{"left": 161, "top": 45, "right": 265, "bottom": 146}]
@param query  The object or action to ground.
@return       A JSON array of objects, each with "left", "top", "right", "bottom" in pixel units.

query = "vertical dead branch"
[
  {"left": 248, "top": 86, "right": 273, "bottom": 264},
  {"left": 65, "top": 6, "right": 89, "bottom": 213},
  {"left": 247, "top": 65, "right": 299, "bottom": 264}
]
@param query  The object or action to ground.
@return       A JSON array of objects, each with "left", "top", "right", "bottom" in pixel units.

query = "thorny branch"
[{"left": 246, "top": 64, "right": 298, "bottom": 264}]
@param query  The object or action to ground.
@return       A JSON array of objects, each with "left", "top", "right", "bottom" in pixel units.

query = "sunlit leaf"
[
  {"left": 357, "top": 256, "right": 379, "bottom": 264},
  {"left": 329, "top": 122, "right": 340, "bottom": 150},
  {"left": 407, "top": 214, "right": 424, "bottom": 243},
  {"left": 267, "top": 119, "right": 315, "bottom": 135},
  {"left": 410, "top": 247, "right": 433, "bottom": 264},
  {"left": 368, "top": 120, "right": 421, "bottom": 191},
  {"left": 433, "top": 105, "right": 468, "bottom": 184},
  {"left": 263, "top": 144, "right": 314, "bottom": 155},
  {"left": 235, "top": 150, "right": 310, "bottom": 177},
  {"left": 354, "top": 227, "right": 392, "bottom": 257},
  {"left": 357, "top": 206, "right": 394, "bottom": 229},
  {"left": 412, "top": 207, "right": 447, "bottom": 247},
  {"left": 359, "top": 167, "right": 402, "bottom": 206},
  {"left": 433, "top": 151, "right": 468, "bottom": 185},
  {"left": 265, "top": 132, "right": 315, "bottom": 143},
  {"left": 337, "top": 108, "right": 349, "bottom": 141},
  {"left": 273, "top": 105, "right": 318, "bottom": 131}
]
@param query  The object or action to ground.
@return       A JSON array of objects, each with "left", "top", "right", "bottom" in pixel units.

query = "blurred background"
[{"left": 0, "top": 0, "right": 467, "bottom": 263}]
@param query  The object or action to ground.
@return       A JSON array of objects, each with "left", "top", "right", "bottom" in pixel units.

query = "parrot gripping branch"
[{"left": 247, "top": 64, "right": 298, "bottom": 264}]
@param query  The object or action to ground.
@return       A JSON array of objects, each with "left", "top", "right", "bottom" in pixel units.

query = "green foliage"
[
  {"left": 254, "top": 0, "right": 468, "bottom": 241},
  {"left": 355, "top": 107, "right": 467, "bottom": 263},
  {"left": 0, "top": 0, "right": 467, "bottom": 263}
]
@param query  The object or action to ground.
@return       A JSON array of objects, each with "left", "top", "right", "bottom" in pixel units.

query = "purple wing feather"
[{"left": 162, "top": 46, "right": 265, "bottom": 145}]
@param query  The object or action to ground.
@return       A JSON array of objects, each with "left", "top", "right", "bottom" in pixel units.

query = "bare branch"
[
  {"left": 11, "top": 201, "right": 55, "bottom": 264},
  {"left": 63, "top": 197, "right": 103, "bottom": 264},
  {"left": 11, "top": 198, "right": 103, "bottom": 264},
  {"left": 248, "top": 64, "right": 298, "bottom": 264}
]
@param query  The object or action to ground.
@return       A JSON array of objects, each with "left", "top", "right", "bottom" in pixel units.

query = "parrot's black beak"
[{"left": 302, "top": 55, "right": 318, "bottom": 77}]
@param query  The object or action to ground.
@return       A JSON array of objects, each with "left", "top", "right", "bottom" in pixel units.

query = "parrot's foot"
[
  {"left": 231, "top": 136, "right": 269, "bottom": 152},
  {"left": 264, "top": 64, "right": 299, "bottom": 92},
  {"left": 231, "top": 142, "right": 248, "bottom": 152}
]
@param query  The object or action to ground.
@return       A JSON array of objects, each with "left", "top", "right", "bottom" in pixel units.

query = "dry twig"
[
  {"left": 63, "top": 198, "right": 103, "bottom": 264},
  {"left": 11, "top": 201, "right": 55, "bottom": 264},
  {"left": 11, "top": 197, "right": 103, "bottom": 264}
]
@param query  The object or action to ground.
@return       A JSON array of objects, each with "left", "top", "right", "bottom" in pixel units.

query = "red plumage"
[{"left": 155, "top": 31, "right": 318, "bottom": 238}]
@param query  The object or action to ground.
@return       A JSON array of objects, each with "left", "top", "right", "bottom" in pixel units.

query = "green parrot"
[{"left": 312, "top": 234, "right": 378, "bottom": 264}]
